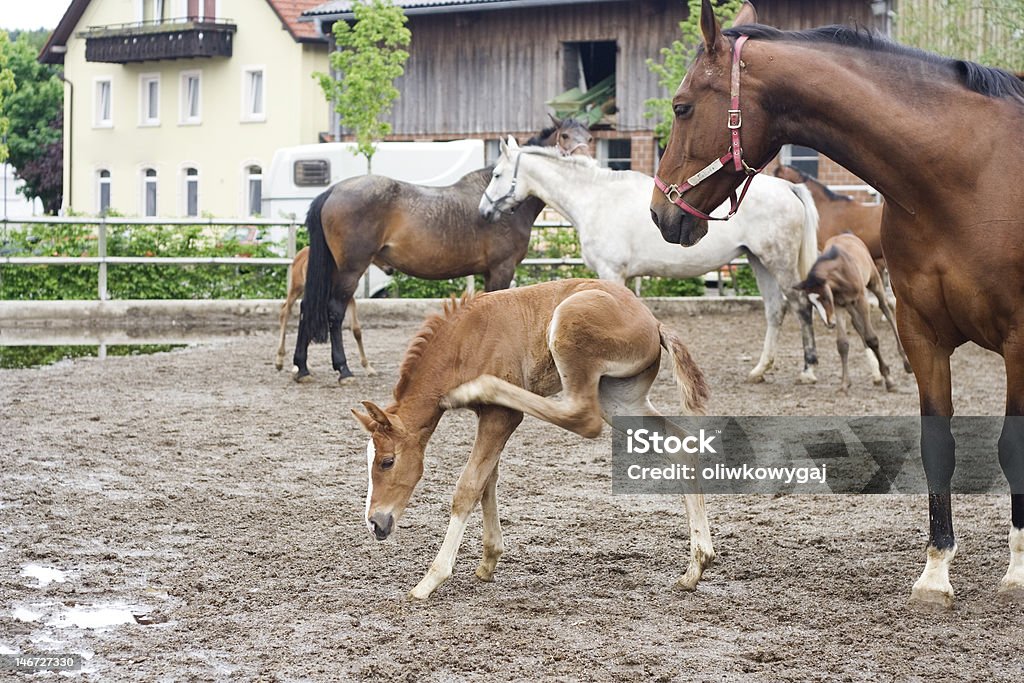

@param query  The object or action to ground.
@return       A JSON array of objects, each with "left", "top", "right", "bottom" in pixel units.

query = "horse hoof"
[
  {"left": 795, "top": 371, "right": 817, "bottom": 385},
  {"left": 474, "top": 565, "right": 496, "bottom": 582},
  {"left": 365, "top": 365, "right": 378, "bottom": 377},
  {"left": 674, "top": 574, "right": 700, "bottom": 592},
  {"left": 908, "top": 586, "right": 954, "bottom": 611},
  {"left": 745, "top": 373, "right": 766, "bottom": 384},
  {"left": 275, "top": 361, "right": 284, "bottom": 371},
  {"left": 885, "top": 381, "right": 898, "bottom": 392},
  {"left": 338, "top": 375, "right": 356, "bottom": 386},
  {"left": 292, "top": 368, "right": 313, "bottom": 383},
  {"left": 904, "top": 361, "right": 914, "bottom": 373}
]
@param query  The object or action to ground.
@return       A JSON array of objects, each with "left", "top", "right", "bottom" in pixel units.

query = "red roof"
[{"left": 266, "top": 0, "right": 326, "bottom": 42}]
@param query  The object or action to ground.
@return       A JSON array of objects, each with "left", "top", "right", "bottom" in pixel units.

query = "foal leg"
[
  {"left": 850, "top": 297, "right": 894, "bottom": 391},
  {"left": 346, "top": 299, "right": 376, "bottom": 376},
  {"left": 275, "top": 288, "right": 300, "bottom": 371},
  {"left": 836, "top": 312, "right": 851, "bottom": 393},
  {"left": 409, "top": 407, "right": 522, "bottom": 600},
  {"left": 869, "top": 274, "right": 913, "bottom": 374},
  {"left": 998, "top": 353, "right": 1024, "bottom": 595},
  {"left": 598, "top": 370, "right": 715, "bottom": 590},
  {"left": 476, "top": 465, "right": 504, "bottom": 582}
]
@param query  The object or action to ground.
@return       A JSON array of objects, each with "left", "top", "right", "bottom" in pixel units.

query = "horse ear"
[
  {"left": 732, "top": 2, "right": 758, "bottom": 27},
  {"left": 548, "top": 112, "right": 562, "bottom": 127},
  {"left": 360, "top": 400, "right": 393, "bottom": 430},
  {"left": 352, "top": 408, "right": 376, "bottom": 432},
  {"left": 507, "top": 135, "right": 520, "bottom": 151},
  {"left": 700, "top": 0, "right": 725, "bottom": 54},
  {"left": 499, "top": 136, "right": 508, "bottom": 156}
]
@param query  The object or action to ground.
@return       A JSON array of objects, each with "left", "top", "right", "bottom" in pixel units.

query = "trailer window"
[{"left": 293, "top": 160, "right": 331, "bottom": 186}]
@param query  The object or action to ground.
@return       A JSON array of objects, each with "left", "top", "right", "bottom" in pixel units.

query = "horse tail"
[
  {"left": 659, "top": 325, "right": 709, "bottom": 416},
  {"left": 788, "top": 182, "right": 820, "bottom": 279},
  {"left": 300, "top": 189, "right": 335, "bottom": 344}
]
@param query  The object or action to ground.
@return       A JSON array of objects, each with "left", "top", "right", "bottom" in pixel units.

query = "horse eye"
[
  {"left": 380, "top": 457, "right": 395, "bottom": 471},
  {"left": 674, "top": 104, "right": 694, "bottom": 119},
  {"left": 560, "top": 133, "right": 568, "bottom": 139}
]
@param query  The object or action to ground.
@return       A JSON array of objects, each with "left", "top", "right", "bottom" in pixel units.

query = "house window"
[
  {"left": 139, "top": 74, "right": 160, "bottom": 126},
  {"left": 246, "top": 165, "right": 262, "bottom": 216},
  {"left": 180, "top": 71, "right": 201, "bottom": 124},
  {"left": 186, "top": 0, "right": 217, "bottom": 20},
  {"left": 141, "top": 0, "right": 164, "bottom": 23},
  {"left": 143, "top": 168, "right": 158, "bottom": 216},
  {"left": 781, "top": 144, "right": 819, "bottom": 177},
  {"left": 598, "top": 139, "right": 631, "bottom": 171},
  {"left": 98, "top": 170, "right": 111, "bottom": 214},
  {"left": 184, "top": 167, "right": 199, "bottom": 217},
  {"left": 242, "top": 68, "right": 265, "bottom": 122},
  {"left": 95, "top": 79, "right": 113, "bottom": 127}
]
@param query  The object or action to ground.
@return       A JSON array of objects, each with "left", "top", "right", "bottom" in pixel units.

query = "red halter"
[{"left": 654, "top": 35, "right": 765, "bottom": 222}]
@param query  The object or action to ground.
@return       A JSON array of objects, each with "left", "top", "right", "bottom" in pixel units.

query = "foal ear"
[
  {"left": 700, "top": 0, "right": 725, "bottom": 54},
  {"left": 548, "top": 112, "right": 562, "bottom": 127},
  {"left": 732, "top": 1, "right": 758, "bottom": 27},
  {"left": 352, "top": 408, "right": 376, "bottom": 432},
  {"left": 360, "top": 400, "right": 393, "bottom": 430}
]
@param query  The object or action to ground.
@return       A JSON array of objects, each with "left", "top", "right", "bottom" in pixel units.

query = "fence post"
[
  {"left": 98, "top": 217, "right": 108, "bottom": 301},
  {"left": 465, "top": 275, "right": 475, "bottom": 294}
]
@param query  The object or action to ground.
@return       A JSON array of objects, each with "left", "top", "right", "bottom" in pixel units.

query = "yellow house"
[{"left": 40, "top": 0, "right": 330, "bottom": 217}]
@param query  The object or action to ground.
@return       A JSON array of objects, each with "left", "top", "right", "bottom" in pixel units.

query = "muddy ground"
[{"left": 2, "top": 304, "right": 1022, "bottom": 682}]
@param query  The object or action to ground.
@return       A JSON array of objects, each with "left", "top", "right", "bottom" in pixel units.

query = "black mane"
[
  {"left": 724, "top": 23, "right": 1024, "bottom": 104},
  {"left": 525, "top": 125, "right": 557, "bottom": 147}
]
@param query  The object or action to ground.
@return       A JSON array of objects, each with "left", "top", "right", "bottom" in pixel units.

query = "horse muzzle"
[
  {"left": 367, "top": 511, "right": 395, "bottom": 541},
  {"left": 650, "top": 204, "right": 708, "bottom": 247}
]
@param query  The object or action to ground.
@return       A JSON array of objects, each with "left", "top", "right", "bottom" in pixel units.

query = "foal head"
[
  {"left": 773, "top": 165, "right": 808, "bottom": 184},
  {"left": 796, "top": 274, "right": 836, "bottom": 328},
  {"left": 650, "top": 0, "right": 770, "bottom": 246},
  {"left": 527, "top": 114, "right": 593, "bottom": 157},
  {"left": 352, "top": 400, "right": 426, "bottom": 541}
]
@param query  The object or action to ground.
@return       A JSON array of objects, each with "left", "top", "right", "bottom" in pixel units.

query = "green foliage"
[
  {"left": 895, "top": 0, "right": 1024, "bottom": 72},
  {"left": 731, "top": 263, "right": 759, "bottom": 295},
  {"left": 314, "top": 0, "right": 411, "bottom": 172},
  {"left": 0, "top": 32, "right": 15, "bottom": 163},
  {"left": 2, "top": 31, "right": 63, "bottom": 208},
  {"left": 0, "top": 222, "right": 289, "bottom": 300},
  {"left": 644, "top": 0, "right": 743, "bottom": 144},
  {"left": 639, "top": 276, "right": 706, "bottom": 297}
]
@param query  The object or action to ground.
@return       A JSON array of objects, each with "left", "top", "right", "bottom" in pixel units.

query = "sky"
[{"left": 2, "top": 0, "right": 73, "bottom": 31}]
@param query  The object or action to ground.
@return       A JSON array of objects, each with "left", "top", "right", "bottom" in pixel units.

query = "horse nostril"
[
  {"left": 368, "top": 512, "right": 393, "bottom": 540},
  {"left": 650, "top": 208, "right": 661, "bottom": 228}
]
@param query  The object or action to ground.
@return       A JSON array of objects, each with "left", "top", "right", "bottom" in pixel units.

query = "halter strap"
[
  {"left": 654, "top": 34, "right": 765, "bottom": 222},
  {"left": 482, "top": 150, "right": 524, "bottom": 213}
]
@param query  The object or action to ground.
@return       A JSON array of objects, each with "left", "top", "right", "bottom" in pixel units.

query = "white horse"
[{"left": 480, "top": 138, "right": 820, "bottom": 383}]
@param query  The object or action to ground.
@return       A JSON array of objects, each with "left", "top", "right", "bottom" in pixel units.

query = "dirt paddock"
[{"left": 2, "top": 303, "right": 1022, "bottom": 682}]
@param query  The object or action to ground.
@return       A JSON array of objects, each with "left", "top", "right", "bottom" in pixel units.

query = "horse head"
[
  {"left": 479, "top": 136, "right": 528, "bottom": 221},
  {"left": 795, "top": 276, "right": 836, "bottom": 328},
  {"left": 773, "top": 165, "right": 807, "bottom": 184},
  {"left": 550, "top": 114, "right": 593, "bottom": 157},
  {"left": 650, "top": 0, "right": 774, "bottom": 247},
  {"left": 353, "top": 400, "right": 425, "bottom": 541}
]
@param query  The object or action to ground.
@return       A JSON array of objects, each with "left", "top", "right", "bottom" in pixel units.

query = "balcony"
[{"left": 80, "top": 18, "right": 237, "bottom": 64}]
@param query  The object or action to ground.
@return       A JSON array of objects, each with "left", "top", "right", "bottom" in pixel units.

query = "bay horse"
[
  {"left": 796, "top": 234, "right": 911, "bottom": 392},
  {"left": 274, "top": 246, "right": 373, "bottom": 375},
  {"left": 353, "top": 279, "right": 712, "bottom": 600},
  {"left": 292, "top": 118, "right": 593, "bottom": 383},
  {"left": 773, "top": 164, "right": 885, "bottom": 270},
  {"left": 480, "top": 137, "right": 821, "bottom": 384},
  {"left": 649, "top": 0, "right": 1024, "bottom": 607}
]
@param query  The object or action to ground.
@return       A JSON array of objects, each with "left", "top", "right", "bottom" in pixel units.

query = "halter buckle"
[
  {"left": 664, "top": 184, "right": 682, "bottom": 203},
  {"left": 727, "top": 109, "right": 742, "bottom": 129}
]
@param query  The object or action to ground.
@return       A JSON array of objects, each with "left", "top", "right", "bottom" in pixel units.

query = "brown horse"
[
  {"left": 274, "top": 247, "right": 373, "bottom": 375},
  {"left": 293, "top": 118, "right": 593, "bottom": 383},
  {"left": 772, "top": 164, "right": 884, "bottom": 267},
  {"left": 649, "top": 0, "right": 1024, "bottom": 607},
  {"left": 353, "top": 279, "right": 712, "bottom": 600},
  {"left": 796, "top": 234, "right": 910, "bottom": 392}
]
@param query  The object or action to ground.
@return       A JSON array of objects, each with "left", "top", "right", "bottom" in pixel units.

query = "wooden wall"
[{"left": 340, "top": 0, "right": 886, "bottom": 138}]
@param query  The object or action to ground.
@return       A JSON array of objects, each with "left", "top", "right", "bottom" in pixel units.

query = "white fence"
[{"left": 0, "top": 215, "right": 591, "bottom": 301}]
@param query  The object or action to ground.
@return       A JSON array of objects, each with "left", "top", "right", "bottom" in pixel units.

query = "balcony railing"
[{"left": 80, "top": 17, "right": 237, "bottom": 64}]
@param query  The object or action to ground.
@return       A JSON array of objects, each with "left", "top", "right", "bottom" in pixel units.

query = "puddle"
[
  {"left": 54, "top": 606, "right": 139, "bottom": 630},
  {"left": 0, "top": 326, "right": 262, "bottom": 369},
  {"left": 21, "top": 564, "right": 67, "bottom": 588}
]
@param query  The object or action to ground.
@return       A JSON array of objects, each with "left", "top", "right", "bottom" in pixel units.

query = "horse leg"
[
  {"left": 409, "top": 407, "right": 522, "bottom": 600},
  {"left": 745, "top": 254, "right": 784, "bottom": 383},
  {"left": 793, "top": 291, "right": 819, "bottom": 384},
  {"left": 275, "top": 288, "right": 300, "bottom": 372},
  {"left": 836, "top": 312, "right": 851, "bottom": 393},
  {"left": 346, "top": 299, "right": 376, "bottom": 376},
  {"left": 849, "top": 296, "right": 894, "bottom": 391},
  {"left": 998, "top": 353, "right": 1024, "bottom": 595},
  {"left": 475, "top": 465, "right": 504, "bottom": 582},
  {"left": 901, "top": 307, "right": 956, "bottom": 608},
  {"left": 869, "top": 274, "right": 912, "bottom": 374},
  {"left": 292, "top": 298, "right": 315, "bottom": 383},
  {"left": 327, "top": 274, "right": 361, "bottom": 383},
  {"left": 598, "top": 368, "right": 715, "bottom": 591}
]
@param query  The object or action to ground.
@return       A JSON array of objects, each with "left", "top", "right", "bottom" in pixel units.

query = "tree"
[
  {"left": 314, "top": 0, "right": 411, "bottom": 174},
  {"left": 0, "top": 32, "right": 15, "bottom": 163},
  {"left": 644, "top": 0, "right": 743, "bottom": 145},
  {"left": 16, "top": 110, "right": 62, "bottom": 213},
  {"left": 895, "top": 0, "right": 1024, "bottom": 72},
  {"left": 2, "top": 32, "right": 63, "bottom": 210}
]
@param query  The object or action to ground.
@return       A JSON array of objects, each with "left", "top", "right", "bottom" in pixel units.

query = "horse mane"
[
  {"left": 781, "top": 165, "right": 853, "bottom": 202},
  {"left": 724, "top": 24, "right": 1024, "bottom": 104},
  {"left": 393, "top": 291, "right": 484, "bottom": 401},
  {"left": 519, "top": 145, "right": 600, "bottom": 167}
]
